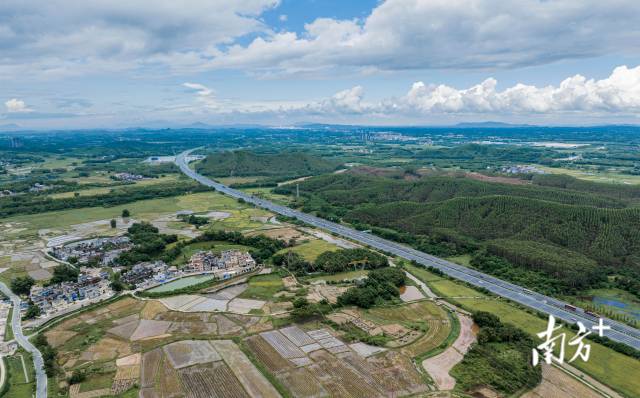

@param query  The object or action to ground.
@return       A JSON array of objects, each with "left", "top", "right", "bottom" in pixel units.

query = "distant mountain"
[
  {"left": 452, "top": 121, "right": 535, "bottom": 128},
  {"left": 0, "top": 123, "right": 22, "bottom": 131}
]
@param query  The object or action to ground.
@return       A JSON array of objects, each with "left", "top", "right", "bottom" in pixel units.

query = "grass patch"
[
  {"left": 239, "top": 273, "right": 284, "bottom": 300},
  {"left": 3, "top": 350, "right": 36, "bottom": 398},
  {"left": 277, "top": 239, "right": 338, "bottom": 262},
  {"left": 79, "top": 371, "right": 115, "bottom": 392},
  {"left": 1, "top": 191, "right": 243, "bottom": 235},
  {"left": 445, "top": 254, "right": 472, "bottom": 267}
]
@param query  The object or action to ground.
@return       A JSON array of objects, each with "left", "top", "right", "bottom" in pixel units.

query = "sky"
[{"left": 2, "top": 0, "right": 640, "bottom": 129}]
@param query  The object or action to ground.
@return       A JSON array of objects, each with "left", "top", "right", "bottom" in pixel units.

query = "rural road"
[
  {"left": 176, "top": 149, "right": 640, "bottom": 350},
  {"left": 0, "top": 282, "right": 47, "bottom": 398}
]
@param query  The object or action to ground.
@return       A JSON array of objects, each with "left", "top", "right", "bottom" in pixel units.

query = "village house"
[
  {"left": 121, "top": 260, "right": 171, "bottom": 287},
  {"left": 29, "top": 272, "right": 111, "bottom": 314},
  {"left": 186, "top": 250, "right": 256, "bottom": 273},
  {"left": 50, "top": 236, "right": 132, "bottom": 266}
]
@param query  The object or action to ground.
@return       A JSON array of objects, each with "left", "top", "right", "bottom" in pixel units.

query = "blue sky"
[{"left": 2, "top": 0, "right": 640, "bottom": 129}]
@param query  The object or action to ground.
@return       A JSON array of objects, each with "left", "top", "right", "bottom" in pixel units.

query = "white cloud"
[
  {"left": 183, "top": 82, "right": 218, "bottom": 109},
  {"left": 181, "top": 65, "right": 640, "bottom": 118},
  {"left": 210, "top": 0, "right": 640, "bottom": 75},
  {"left": 0, "top": 0, "right": 280, "bottom": 78},
  {"left": 5, "top": 98, "right": 33, "bottom": 113},
  {"left": 401, "top": 65, "right": 640, "bottom": 114},
  {"left": 279, "top": 14, "right": 287, "bottom": 22}
]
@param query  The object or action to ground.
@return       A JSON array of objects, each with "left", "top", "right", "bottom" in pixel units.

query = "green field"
[
  {"left": 445, "top": 254, "right": 472, "bottom": 267},
  {"left": 405, "top": 263, "right": 640, "bottom": 397},
  {"left": 49, "top": 175, "right": 181, "bottom": 199},
  {"left": 277, "top": 239, "right": 338, "bottom": 262},
  {"left": 1, "top": 191, "right": 243, "bottom": 235},
  {"left": 3, "top": 351, "right": 36, "bottom": 398},
  {"left": 239, "top": 273, "right": 284, "bottom": 300},
  {"left": 535, "top": 164, "right": 640, "bottom": 185}
]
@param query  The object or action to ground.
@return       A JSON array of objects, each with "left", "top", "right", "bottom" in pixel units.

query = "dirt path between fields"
[{"left": 422, "top": 313, "right": 477, "bottom": 390}]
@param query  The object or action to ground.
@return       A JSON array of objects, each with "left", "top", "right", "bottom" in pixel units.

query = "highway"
[
  {"left": 176, "top": 149, "right": 640, "bottom": 350},
  {"left": 0, "top": 282, "right": 47, "bottom": 398}
]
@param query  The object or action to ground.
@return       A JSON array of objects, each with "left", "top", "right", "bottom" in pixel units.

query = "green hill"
[
  {"left": 278, "top": 173, "right": 640, "bottom": 292},
  {"left": 196, "top": 150, "right": 338, "bottom": 179}
]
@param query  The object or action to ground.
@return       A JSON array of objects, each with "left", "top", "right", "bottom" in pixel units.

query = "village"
[{"left": 28, "top": 233, "right": 259, "bottom": 321}]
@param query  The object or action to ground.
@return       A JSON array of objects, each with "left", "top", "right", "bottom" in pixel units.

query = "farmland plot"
[
  {"left": 210, "top": 340, "right": 282, "bottom": 398},
  {"left": 163, "top": 340, "right": 221, "bottom": 369},
  {"left": 178, "top": 362, "right": 249, "bottom": 398},
  {"left": 141, "top": 348, "right": 162, "bottom": 388}
]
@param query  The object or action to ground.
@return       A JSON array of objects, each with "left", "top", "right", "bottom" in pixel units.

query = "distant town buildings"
[
  {"left": 112, "top": 172, "right": 145, "bottom": 182},
  {"left": 0, "top": 189, "right": 14, "bottom": 197},
  {"left": 501, "top": 165, "right": 546, "bottom": 175},
  {"left": 29, "top": 182, "right": 51, "bottom": 193},
  {"left": 50, "top": 236, "right": 132, "bottom": 266}
]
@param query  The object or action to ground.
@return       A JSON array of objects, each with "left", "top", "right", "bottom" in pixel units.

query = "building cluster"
[
  {"left": 50, "top": 236, "right": 132, "bottom": 266},
  {"left": 501, "top": 165, "right": 546, "bottom": 175},
  {"left": 29, "top": 269, "right": 112, "bottom": 315},
  {"left": 186, "top": 250, "right": 256, "bottom": 274},
  {"left": 112, "top": 172, "right": 145, "bottom": 182},
  {"left": 121, "top": 261, "right": 176, "bottom": 288},
  {"left": 29, "top": 182, "right": 51, "bottom": 193},
  {"left": 0, "top": 189, "right": 14, "bottom": 197}
]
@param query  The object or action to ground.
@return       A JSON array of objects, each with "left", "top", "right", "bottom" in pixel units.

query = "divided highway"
[{"left": 177, "top": 149, "right": 640, "bottom": 350}]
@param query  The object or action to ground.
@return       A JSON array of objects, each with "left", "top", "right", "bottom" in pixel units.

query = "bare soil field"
[
  {"left": 210, "top": 339, "right": 282, "bottom": 398},
  {"left": 247, "top": 325, "right": 429, "bottom": 397},
  {"left": 130, "top": 319, "right": 172, "bottom": 341},
  {"left": 163, "top": 340, "right": 221, "bottom": 368},
  {"left": 179, "top": 362, "right": 249, "bottom": 398},
  {"left": 141, "top": 349, "right": 162, "bottom": 388}
]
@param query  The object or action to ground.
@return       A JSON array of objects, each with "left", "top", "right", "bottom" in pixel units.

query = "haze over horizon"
[{"left": 2, "top": 0, "right": 640, "bottom": 129}]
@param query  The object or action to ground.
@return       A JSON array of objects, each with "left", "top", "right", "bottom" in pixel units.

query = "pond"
[
  {"left": 147, "top": 274, "right": 216, "bottom": 293},
  {"left": 592, "top": 296, "right": 640, "bottom": 321}
]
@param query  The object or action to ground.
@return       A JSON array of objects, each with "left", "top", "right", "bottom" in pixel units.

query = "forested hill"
[
  {"left": 277, "top": 172, "right": 640, "bottom": 293},
  {"left": 196, "top": 151, "right": 339, "bottom": 178},
  {"left": 277, "top": 173, "right": 628, "bottom": 208},
  {"left": 348, "top": 197, "right": 640, "bottom": 267}
]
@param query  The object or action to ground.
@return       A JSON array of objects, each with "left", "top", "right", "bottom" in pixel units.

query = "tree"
[
  {"left": 110, "top": 272, "right": 124, "bottom": 292},
  {"left": 110, "top": 219, "right": 117, "bottom": 228},
  {"left": 68, "top": 370, "right": 86, "bottom": 384},
  {"left": 49, "top": 265, "right": 79, "bottom": 284},
  {"left": 122, "top": 209, "right": 130, "bottom": 218},
  {"left": 24, "top": 301, "right": 41, "bottom": 320},
  {"left": 10, "top": 276, "right": 35, "bottom": 295},
  {"left": 73, "top": 192, "right": 80, "bottom": 197}
]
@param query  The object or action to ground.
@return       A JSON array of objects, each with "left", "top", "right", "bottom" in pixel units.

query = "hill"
[
  {"left": 277, "top": 173, "right": 640, "bottom": 293},
  {"left": 196, "top": 150, "right": 339, "bottom": 179}
]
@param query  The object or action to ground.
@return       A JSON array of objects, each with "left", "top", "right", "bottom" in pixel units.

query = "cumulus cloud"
[
  {"left": 184, "top": 65, "right": 640, "bottom": 118},
  {"left": 211, "top": 0, "right": 640, "bottom": 75},
  {"left": 5, "top": 98, "right": 32, "bottom": 113},
  {"left": 2, "top": 0, "right": 639, "bottom": 79},
  {"left": 183, "top": 82, "right": 218, "bottom": 109},
  {"left": 401, "top": 65, "right": 640, "bottom": 114},
  {"left": 0, "top": 0, "right": 279, "bottom": 78}
]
